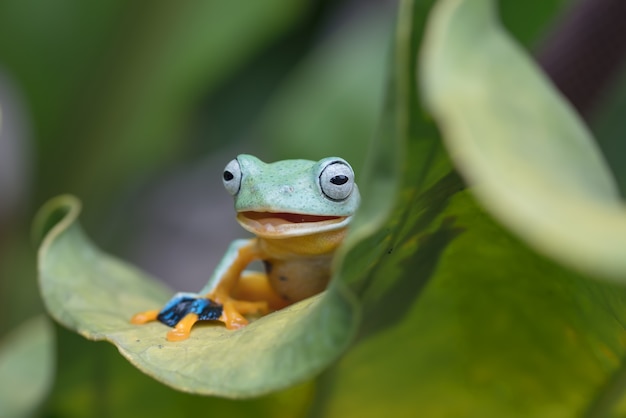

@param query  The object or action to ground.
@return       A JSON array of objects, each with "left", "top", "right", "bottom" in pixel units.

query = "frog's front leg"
[
  {"left": 202, "top": 238, "right": 268, "bottom": 330},
  {"left": 131, "top": 238, "right": 267, "bottom": 341}
]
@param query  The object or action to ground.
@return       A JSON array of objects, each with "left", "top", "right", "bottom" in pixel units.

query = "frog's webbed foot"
[
  {"left": 131, "top": 292, "right": 268, "bottom": 340},
  {"left": 131, "top": 293, "right": 223, "bottom": 341}
]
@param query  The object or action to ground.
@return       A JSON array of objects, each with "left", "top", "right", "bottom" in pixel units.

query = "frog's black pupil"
[
  {"left": 330, "top": 175, "right": 348, "bottom": 185},
  {"left": 223, "top": 171, "right": 234, "bottom": 181}
]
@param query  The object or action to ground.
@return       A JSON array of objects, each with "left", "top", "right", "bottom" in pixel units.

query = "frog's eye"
[
  {"left": 222, "top": 158, "right": 242, "bottom": 195},
  {"left": 319, "top": 160, "right": 354, "bottom": 201}
]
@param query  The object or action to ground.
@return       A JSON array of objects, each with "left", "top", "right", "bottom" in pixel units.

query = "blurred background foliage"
[{"left": 1, "top": 0, "right": 626, "bottom": 416}]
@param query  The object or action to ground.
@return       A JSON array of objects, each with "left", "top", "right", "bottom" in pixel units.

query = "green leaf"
[
  {"left": 261, "top": 6, "right": 392, "bottom": 174},
  {"left": 308, "top": 0, "right": 626, "bottom": 416},
  {"left": 45, "top": 326, "right": 314, "bottom": 418},
  {"left": 593, "top": 67, "right": 626, "bottom": 196},
  {"left": 0, "top": 0, "right": 306, "bottom": 209},
  {"left": 421, "top": 0, "right": 626, "bottom": 281},
  {"left": 498, "top": 0, "right": 571, "bottom": 47},
  {"left": 0, "top": 316, "right": 55, "bottom": 418},
  {"left": 62, "top": 0, "right": 307, "bottom": 209},
  {"left": 314, "top": 191, "right": 626, "bottom": 418},
  {"left": 35, "top": 195, "right": 359, "bottom": 398}
]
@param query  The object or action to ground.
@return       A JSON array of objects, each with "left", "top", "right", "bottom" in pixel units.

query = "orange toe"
[
  {"left": 165, "top": 313, "right": 198, "bottom": 341},
  {"left": 130, "top": 310, "right": 159, "bottom": 324},
  {"left": 219, "top": 304, "right": 249, "bottom": 330}
]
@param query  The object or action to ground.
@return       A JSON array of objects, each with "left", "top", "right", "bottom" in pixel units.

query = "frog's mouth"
[{"left": 237, "top": 211, "right": 350, "bottom": 237}]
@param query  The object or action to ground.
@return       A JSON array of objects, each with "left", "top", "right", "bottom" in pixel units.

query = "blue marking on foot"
[
  {"left": 190, "top": 298, "right": 223, "bottom": 321},
  {"left": 157, "top": 295, "right": 223, "bottom": 327}
]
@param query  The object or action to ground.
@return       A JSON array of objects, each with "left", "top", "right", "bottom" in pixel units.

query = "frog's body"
[
  {"left": 131, "top": 155, "right": 359, "bottom": 341},
  {"left": 258, "top": 229, "right": 345, "bottom": 302}
]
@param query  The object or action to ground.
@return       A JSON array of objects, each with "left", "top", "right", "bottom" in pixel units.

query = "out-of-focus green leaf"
[
  {"left": 592, "top": 68, "right": 626, "bottom": 196},
  {"left": 309, "top": 0, "right": 626, "bottom": 416},
  {"left": 499, "top": 0, "right": 572, "bottom": 47},
  {"left": 0, "top": 0, "right": 307, "bottom": 211},
  {"left": 35, "top": 195, "right": 358, "bottom": 398},
  {"left": 45, "top": 326, "right": 313, "bottom": 418},
  {"left": 0, "top": 316, "right": 55, "bottom": 418},
  {"left": 421, "top": 0, "right": 626, "bottom": 281},
  {"left": 315, "top": 191, "right": 626, "bottom": 418},
  {"left": 0, "top": 0, "right": 128, "bottom": 159},
  {"left": 64, "top": 1, "right": 308, "bottom": 210},
  {"left": 261, "top": 6, "right": 393, "bottom": 174}
]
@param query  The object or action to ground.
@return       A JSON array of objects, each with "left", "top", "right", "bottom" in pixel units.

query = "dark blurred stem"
[
  {"left": 538, "top": 0, "right": 626, "bottom": 119},
  {"left": 93, "top": 347, "right": 109, "bottom": 418},
  {"left": 583, "top": 357, "right": 626, "bottom": 417}
]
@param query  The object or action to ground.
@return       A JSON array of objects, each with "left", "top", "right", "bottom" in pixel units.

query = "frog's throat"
[{"left": 236, "top": 211, "right": 351, "bottom": 238}]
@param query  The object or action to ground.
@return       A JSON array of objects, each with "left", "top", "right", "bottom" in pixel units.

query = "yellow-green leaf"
[
  {"left": 0, "top": 316, "right": 55, "bottom": 418},
  {"left": 35, "top": 195, "right": 359, "bottom": 398},
  {"left": 421, "top": 0, "right": 626, "bottom": 281}
]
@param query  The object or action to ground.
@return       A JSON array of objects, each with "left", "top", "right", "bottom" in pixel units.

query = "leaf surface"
[
  {"left": 0, "top": 316, "right": 55, "bottom": 418},
  {"left": 36, "top": 195, "right": 358, "bottom": 398},
  {"left": 309, "top": 0, "right": 626, "bottom": 417},
  {"left": 421, "top": 0, "right": 626, "bottom": 280}
]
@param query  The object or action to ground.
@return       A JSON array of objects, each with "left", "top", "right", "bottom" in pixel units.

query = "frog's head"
[{"left": 222, "top": 154, "right": 360, "bottom": 238}]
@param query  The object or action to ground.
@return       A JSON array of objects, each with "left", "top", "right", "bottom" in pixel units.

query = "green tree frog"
[{"left": 131, "top": 155, "right": 360, "bottom": 341}]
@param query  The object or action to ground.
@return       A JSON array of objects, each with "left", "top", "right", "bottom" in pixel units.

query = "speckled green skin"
[{"left": 234, "top": 155, "right": 360, "bottom": 216}]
